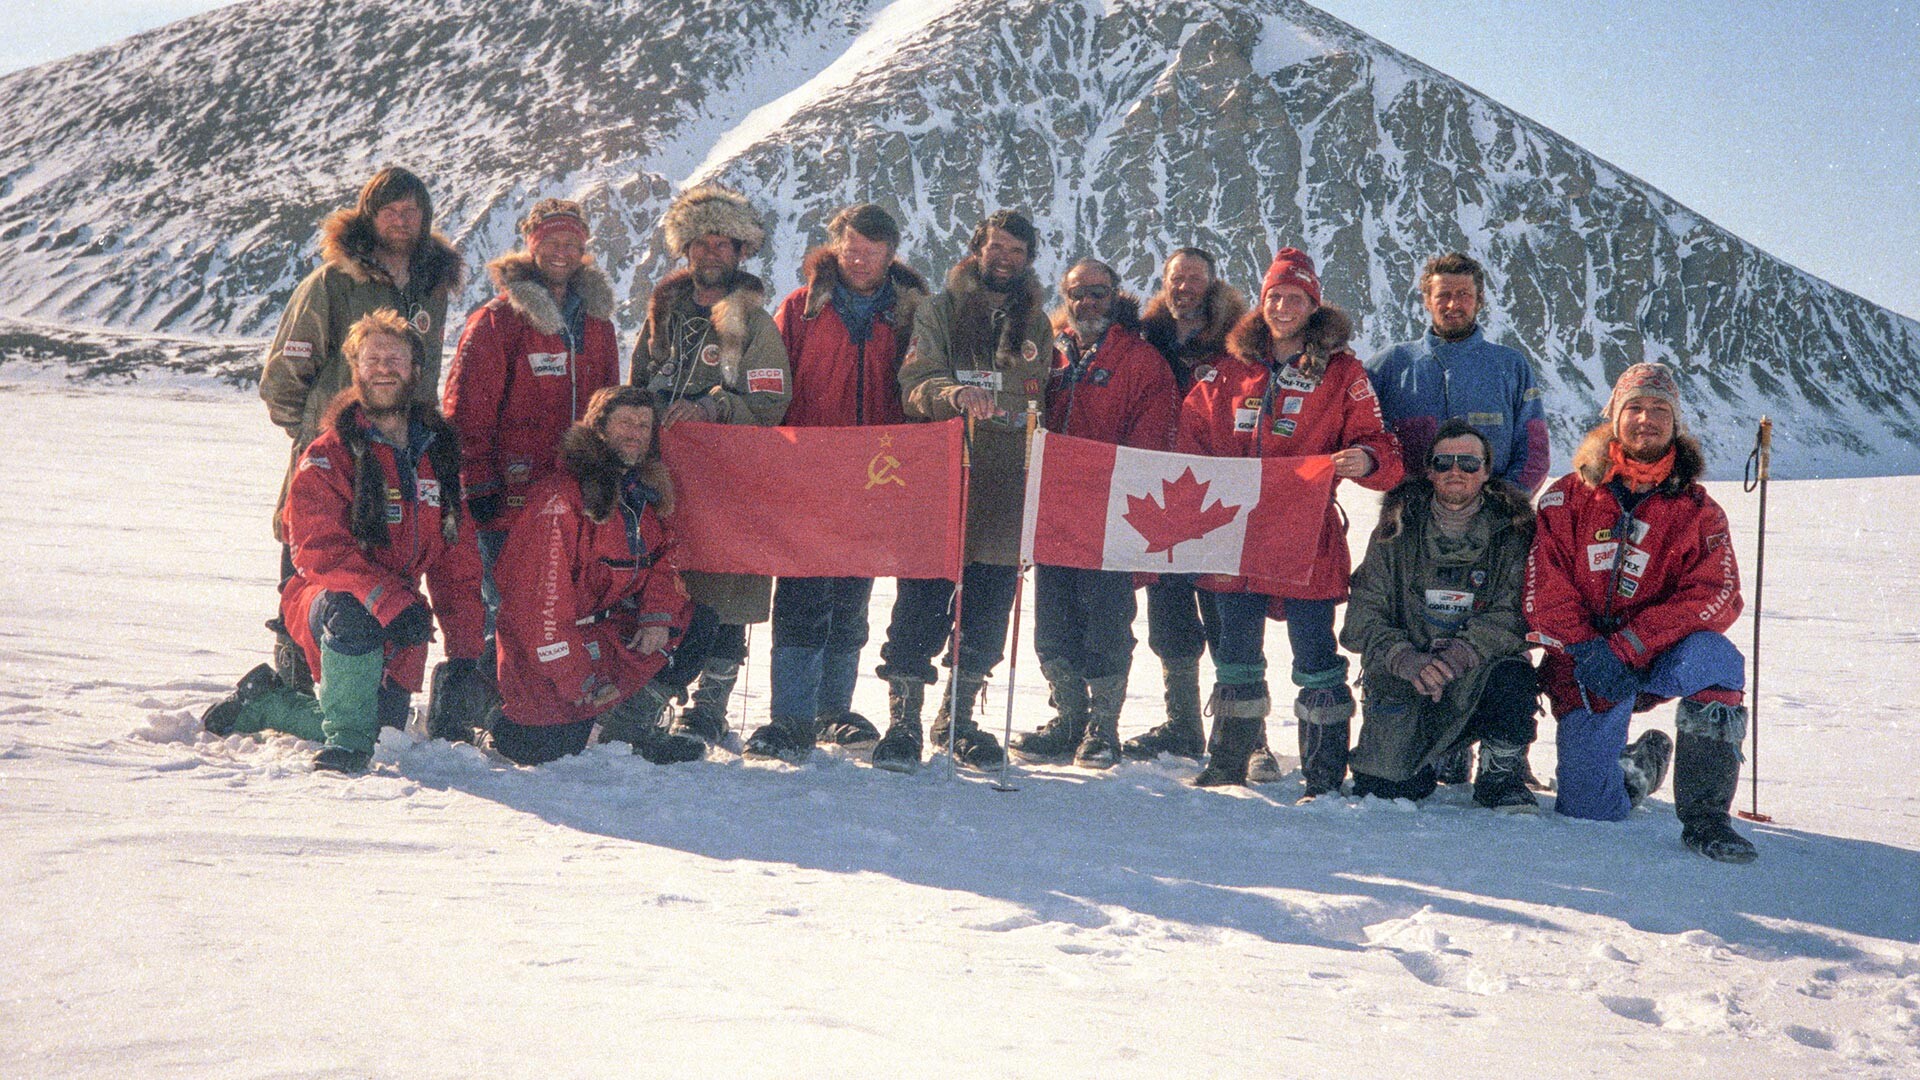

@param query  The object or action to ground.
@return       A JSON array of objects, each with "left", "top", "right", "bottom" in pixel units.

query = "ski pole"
[
  {"left": 946, "top": 414, "right": 975, "bottom": 772},
  {"left": 1738, "top": 417, "right": 1773, "bottom": 823},
  {"left": 992, "top": 403, "right": 1041, "bottom": 793}
]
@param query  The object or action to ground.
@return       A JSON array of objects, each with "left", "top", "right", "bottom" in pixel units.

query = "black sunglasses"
[
  {"left": 1066, "top": 286, "right": 1114, "bottom": 301},
  {"left": 1428, "top": 453, "right": 1484, "bottom": 474}
]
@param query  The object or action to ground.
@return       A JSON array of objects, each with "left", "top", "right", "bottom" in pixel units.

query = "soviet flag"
[
  {"left": 661, "top": 419, "right": 966, "bottom": 580},
  {"left": 1018, "top": 430, "right": 1335, "bottom": 588}
]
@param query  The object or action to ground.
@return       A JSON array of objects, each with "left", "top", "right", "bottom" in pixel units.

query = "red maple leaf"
[{"left": 1123, "top": 468, "right": 1241, "bottom": 561}]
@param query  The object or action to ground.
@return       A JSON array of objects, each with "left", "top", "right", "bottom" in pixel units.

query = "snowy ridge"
[
  {"left": 0, "top": 0, "right": 1916, "bottom": 476},
  {"left": 4, "top": 384, "right": 1919, "bottom": 1076}
]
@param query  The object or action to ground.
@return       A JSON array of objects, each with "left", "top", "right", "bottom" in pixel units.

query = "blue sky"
[{"left": 4, "top": 0, "right": 1917, "bottom": 319}]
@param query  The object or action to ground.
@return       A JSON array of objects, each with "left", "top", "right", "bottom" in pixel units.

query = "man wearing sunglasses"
[
  {"left": 1341, "top": 419, "right": 1541, "bottom": 810},
  {"left": 1525, "top": 363, "right": 1756, "bottom": 863}
]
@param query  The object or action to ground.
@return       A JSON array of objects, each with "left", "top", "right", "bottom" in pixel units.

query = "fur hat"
[
  {"left": 1261, "top": 247, "right": 1321, "bottom": 306},
  {"left": 1604, "top": 362, "right": 1686, "bottom": 432},
  {"left": 662, "top": 185, "right": 765, "bottom": 258}
]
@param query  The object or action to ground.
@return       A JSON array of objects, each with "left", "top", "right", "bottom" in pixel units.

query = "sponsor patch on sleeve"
[
  {"left": 1347, "top": 378, "right": 1374, "bottom": 400},
  {"left": 1467, "top": 411, "right": 1505, "bottom": 427},
  {"left": 1523, "top": 387, "right": 1543, "bottom": 401},
  {"left": 528, "top": 352, "right": 569, "bottom": 377},
  {"left": 282, "top": 340, "right": 313, "bottom": 360},
  {"left": 1705, "top": 532, "right": 1729, "bottom": 551},
  {"left": 537, "top": 641, "right": 571, "bottom": 663},
  {"left": 746, "top": 367, "right": 787, "bottom": 394},
  {"left": 299, "top": 455, "right": 331, "bottom": 471},
  {"left": 1537, "top": 490, "right": 1565, "bottom": 509},
  {"left": 1525, "top": 630, "right": 1564, "bottom": 649}
]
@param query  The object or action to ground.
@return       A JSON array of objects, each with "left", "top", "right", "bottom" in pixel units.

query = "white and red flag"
[
  {"left": 1018, "top": 430, "right": 1336, "bottom": 588},
  {"left": 662, "top": 419, "right": 965, "bottom": 580}
]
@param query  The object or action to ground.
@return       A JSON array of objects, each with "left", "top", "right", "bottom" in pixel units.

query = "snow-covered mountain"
[{"left": 3, "top": 0, "right": 1916, "bottom": 475}]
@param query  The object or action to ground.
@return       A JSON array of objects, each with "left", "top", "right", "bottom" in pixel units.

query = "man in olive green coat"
[
  {"left": 259, "top": 166, "right": 463, "bottom": 688},
  {"left": 629, "top": 184, "right": 792, "bottom": 758},
  {"left": 871, "top": 210, "right": 1053, "bottom": 774},
  {"left": 1340, "top": 419, "right": 1540, "bottom": 810}
]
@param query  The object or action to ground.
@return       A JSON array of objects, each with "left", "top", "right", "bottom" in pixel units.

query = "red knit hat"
[{"left": 1261, "top": 247, "right": 1321, "bottom": 306}]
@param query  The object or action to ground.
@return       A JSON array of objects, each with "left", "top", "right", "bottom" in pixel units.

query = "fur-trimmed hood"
[
  {"left": 486, "top": 251, "right": 616, "bottom": 335},
  {"left": 1225, "top": 303, "right": 1354, "bottom": 378},
  {"left": 1572, "top": 422, "right": 1707, "bottom": 494},
  {"left": 319, "top": 388, "right": 463, "bottom": 550},
  {"left": 945, "top": 255, "right": 1044, "bottom": 368},
  {"left": 643, "top": 267, "right": 768, "bottom": 380},
  {"left": 1373, "top": 476, "right": 1535, "bottom": 543},
  {"left": 1048, "top": 292, "right": 1142, "bottom": 339},
  {"left": 560, "top": 423, "right": 675, "bottom": 522},
  {"left": 799, "top": 246, "right": 929, "bottom": 328},
  {"left": 318, "top": 207, "right": 463, "bottom": 294},
  {"left": 1141, "top": 280, "right": 1247, "bottom": 357}
]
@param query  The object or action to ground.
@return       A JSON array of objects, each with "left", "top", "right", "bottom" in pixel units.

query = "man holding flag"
[{"left": 1008, "top": 259, "right": 1176, "bottom": 768}]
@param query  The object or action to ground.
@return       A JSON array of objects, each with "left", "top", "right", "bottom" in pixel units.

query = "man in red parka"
[
  {"left": 491, "top": 386, "right": 693, "bottom": 765},
  {"left": 1009, "top": 258, "right": 1177, "bottom": 768},
  {"left": 1176, "top": 248, "right": 1402, "bottom": 791},
  {"left": 203, "top": 311, "right": 484, "bottom": 774},
  {"left": 743, "top": 204, "right": 929, "bottom": 762},
  {"left": 1525, "top": 363, "right": 1755, "bottom": 862},
  {"left": 443, "top": 199, "right": 621, "bottom": 643}
]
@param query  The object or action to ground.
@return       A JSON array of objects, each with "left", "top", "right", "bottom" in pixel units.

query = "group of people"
[{"left": 200, "top": 165, "right": 1758, "bottom": 864}]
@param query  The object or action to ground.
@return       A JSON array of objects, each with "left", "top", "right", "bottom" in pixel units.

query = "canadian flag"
[{"left": 1019, "top": 430, "right": 1336, "bottom": 588}]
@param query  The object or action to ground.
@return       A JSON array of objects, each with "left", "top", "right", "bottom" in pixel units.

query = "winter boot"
[
  {"left": 745, "top": 713, "right": 818, "bottom": 763},
  {"left": 1123, "top": 656, "right": 1206, "bottom": 761},
  {"left": 1294, "top": 686, "right": 1354, "bottom": 797},
  {"left": 816, "top": 711, "right": 882, "bottom": 748},
  {"left": 202, "top": 663, "right": 282, "bottom": 736},
  {"left": 928, "top": 670, "right": 1004, "bottom": 771},
  {"left": 597, "top": 682, "right": 671, "bottom": 747},
  {"left": 1194, "top": 684, "right": 1268, "bottom": 787},
  {"left": 1473, "top": 738, "right": 1541, "bottom": 813},
  {"left": 312, "top": 642, "right": 385, "bottom": 774},
  {"left": 1073, "top": 673, "right": 1127, "bottom": 770},
  {"left": 1621, "top": 728, "right": 1675, "bottom": 808},
  {"left": 870, "top": 676, "right": 927, "bottom": 774},
  {"left": 376, "top": 681, "right": 412, "bottom": 732},
  {"left": 1431, "top": 742, "right": 1473, "bottom": 785},
  {"left": 660, "top": 658, "right": 740, "bottom": 759},
  {"left": 1011, "top": 659, "right": 1089, "bottom": 762},
  {"left": 426, "top": 658, "right": 493, "bottom": 743},
  {"left": 1674, "top": 701, "right": 1758, "bottom": 864},
  {"left": 267, "top": 616, "right": 314, "bottom": 694}
]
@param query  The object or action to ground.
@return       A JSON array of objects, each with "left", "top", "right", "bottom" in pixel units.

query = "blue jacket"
[{"left": 1366, "top": 327, "right": 1549, "bottom": 491}]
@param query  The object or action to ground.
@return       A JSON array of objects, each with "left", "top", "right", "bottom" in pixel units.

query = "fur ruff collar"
[
  {"left": 560, "top": 424, "right": 675, "bottom": 522},
  {"left": 1572, "top": 422, "right": 1706, "bottom": 494},
  {"left": 320, "top": 388, "right": 463, "bottom": 550},
  {"left": 946, "top": 255, "right": 1043, "bottom": 368},
  {"left": 1141, "top": 280, "right": 1247, "bottom": 357},
  {"left": 644, "top": 267, "right": 767, "bottom": 381},
  {"left": 799, "top": 246, "right": 929, "bottom": 321},
  {"left": 486, "top": 252, "right": 615, "bottom": 335},
  {"left": 1374, "top": 476, "right": 1535, "bottom": 543},
  {"left": 1225, "top": 304, "right": 1354, "bottom": 378},
  {"left": 318, "top": 208, "right": 462, "bottom": 294},
  {"left": 1049, "top": 293, "right": 1142, "bottom": 339}
]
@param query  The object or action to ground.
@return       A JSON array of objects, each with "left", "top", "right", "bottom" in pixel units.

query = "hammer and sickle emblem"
[{"left": 866, "top": 453, "right": 905, "bottom": 490}]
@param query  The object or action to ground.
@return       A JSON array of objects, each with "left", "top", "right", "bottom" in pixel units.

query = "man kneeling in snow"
[
  {"left": 1524, "top": 363, "right": 1756, "bottom": 863},
  {"left": 1341, "top": 419, "right": 1541, "bottom": 810},
  {"left": 203, "top": 311, "right": 485, "bottom": 774}
]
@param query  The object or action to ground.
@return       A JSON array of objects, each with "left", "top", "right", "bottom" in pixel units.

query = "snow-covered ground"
[{"left": 3, "top": 381, "right": 1917, "bottom": 1078}]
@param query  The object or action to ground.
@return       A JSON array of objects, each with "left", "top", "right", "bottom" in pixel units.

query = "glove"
[
  {"left": 1384, "top": 645, "right": 1430, "bottom": 685},
  {"left": 1430, "top": 638, "right": 1481, "bottom": 679},
  {"left": 468, "top": 493, "right": 506, "bottom": 526},
  {"left": 386, "top": 601, "right": 436, "bottom": 648},
  {"left": 1569, "top": 638, "right": 1641, "bottom": 705}
]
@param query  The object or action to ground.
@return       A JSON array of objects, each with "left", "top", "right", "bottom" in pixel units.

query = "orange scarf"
[{"left": 1605, "top": 439, "right": 1675, "bottom": 490}]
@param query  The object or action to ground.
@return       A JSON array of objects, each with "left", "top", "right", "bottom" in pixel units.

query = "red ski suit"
[
  {"left": 1176, "top": 348, "right": 1401, "bottom": 600},
  {"left": 442, "top": 256, "right": 621, "bottom": 524},
  {"left": 1046, "top": 313, "right": 1178, "bottom": 451},
  {"left": 281, "top": 401, "right": 485, "bottom": 693},
  {"left": 773, "top": 251, "right": 928, "bottom": 428},
  {"left": 494, "top": 436, "right": 690, "bottom": 726},
  {"left": 1525, "top": 427, "right": 1743, "bottom": 716}
]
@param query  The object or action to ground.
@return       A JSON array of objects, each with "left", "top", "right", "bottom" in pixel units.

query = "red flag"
[
  {"left": 661, "top": 420, "right": 965, "bottom": 580},
  {"left": 1019, "top": 430, "right": 1335, "bottom": 589}
]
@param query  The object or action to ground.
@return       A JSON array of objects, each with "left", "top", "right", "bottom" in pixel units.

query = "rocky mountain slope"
[{"left": 1, "top": 0, "right": 1914, "bottom": 475}]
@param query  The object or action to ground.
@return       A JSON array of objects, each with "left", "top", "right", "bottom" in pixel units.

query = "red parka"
[
  {"left": 1525, "top": 425, "right": 1743, "bottom": 717},
  {"left": 774, "top": 249, "right": 928, "bottom": 427},
  {"left": 494, "top": 426, "right": 691, "bottom": 726},
  {"left": 443, "top": 254, "right": 621, "bottom": 523},
  {"left": 1175, "top": 309, "right": 1402, "bottom": 600},
  {"left": 1047, "top": 299, "right": 1178, "bottom": 451},
  {"left": 281, "top": 394, "right": 485, "bottom": 693}
]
